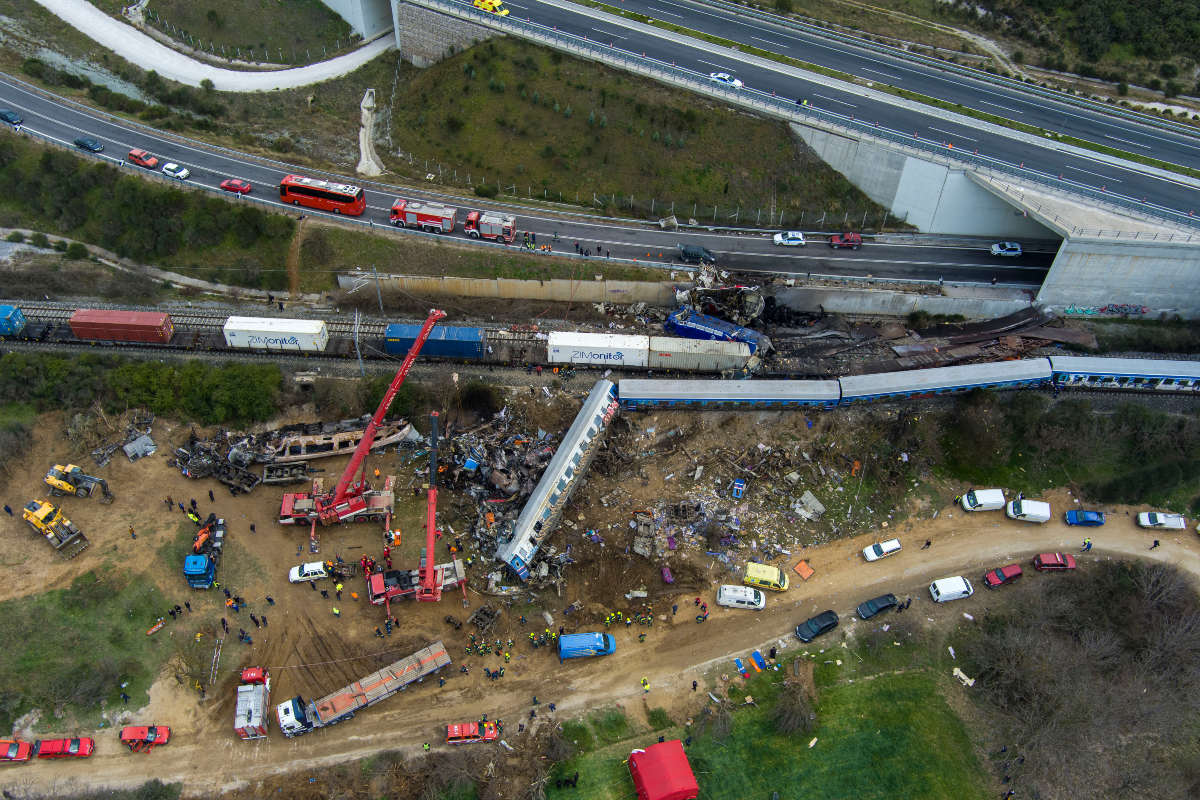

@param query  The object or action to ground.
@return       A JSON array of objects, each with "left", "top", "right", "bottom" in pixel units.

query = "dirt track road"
[{"left": 2, "top": 486, "right": 1194, "bottom": 796}]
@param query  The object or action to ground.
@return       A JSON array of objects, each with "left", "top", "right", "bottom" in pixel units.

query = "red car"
[
  {"left": 1033, "top": 553, "right": 1077, "bottom": 572},
  {"left": 34, "top": 737, "right": 94, "bottom": 759},
  {"left": 120, "top": 725, "right": 170, "bottom": 753},
  {"left": 0, "top": 740, "right": 32, "bottom": 763},
  {"left": 219, "top": 178, "right": 253, "bottom": 194},
  {"left": 127, "top": 149, "right": 159, "bottom": 169},
  {"left": 829, "top": 232, "right": 862, "bottom": 249},
  {"left": 983, "top": 563, "right": 1022, "bottom": 588}
]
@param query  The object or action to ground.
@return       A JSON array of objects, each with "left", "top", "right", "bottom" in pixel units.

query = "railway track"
[{"left": 16, "top": 303, "right": 389, "bottom": 338}]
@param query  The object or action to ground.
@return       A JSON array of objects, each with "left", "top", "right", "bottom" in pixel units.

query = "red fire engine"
[
  {"left": 464, "top": 211, "right": 516, "bottom": 243},
  {"left": 390, "top": 199, "right": 457, "bottom": 233},
  {"left": 235, "top": 667, "right": 270, "bottom": 740}
]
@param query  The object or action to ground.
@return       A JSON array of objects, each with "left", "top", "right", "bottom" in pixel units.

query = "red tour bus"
[{"left": 279, "top": 174, "right": 366, "bottom": 216}]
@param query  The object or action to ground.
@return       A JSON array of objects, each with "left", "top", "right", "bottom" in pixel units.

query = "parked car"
[
  {"left": 856, "top": 593, "right": 897, "bottom": 620},
  {"left": 709, "top": 72, "right": 744, "bottom": 88},
  {"left": 962, "top": 488, "right": 1006, "bottom": 512},
  {"left": 794, "top": 610, "right": 839, "bottom": 642},
  {"left": 288, "top": 562, "right": 329, "bottom": 582},
  {"left": 0, "top": 109, "right": 22, "bottom": 126},
  {"left": 219, "top": 178, "right": 252, "bottom": 194},
  {"left": 829, "top": 232, "right": 862, "bottom": 249},
  {"left": 990, "top": 241, "right": 1022, "bottom": 257},
  {"left": 127, "top": 149, "right": 159, "bottom": 168},
  {"left": 34, "top": 737, "right": 94, "bottom": 759},
  {"left": 119, "top": 726, "right": 170, "bottom": 753},
  {"left": 73, "top": 137, "right": 104, "bottom": 153},
  {"left": 983, "top": 564, "right": 1023, "bottom": 588},
  {"left": 1032, "top": 553, "right": 1076, "bottom": 572},
  {"left": 716, "top": 585, "right": 765, "bottom": 610},
  {"left": 772, "top": 231, "right": 806, "bottom": 247},
  {"left": 862, "top": 538, "right": 902, "bottom": 562},
  {"left": 161, "top": 163, "right": 190, "bottom": 180},
  {"left": 1065, "top": 510, "right": 1105, "bottom": 526},
  {"left": 0, "top": 740, "right": 32, "bottom": 763},
  {"left": 1137, "top": 512, "right": 1187, "bottom": 530},
  {"left": 1006, "top": 499, "right": 1051, "bottom": 523},
  {"left": 929, "top": 576, "right": 974, "bottom": 603},
  {"left": 677, "top": 243, "right": 716, "bottom": 265}
]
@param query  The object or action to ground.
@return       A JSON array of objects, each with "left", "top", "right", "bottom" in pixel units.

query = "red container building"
[{"left": 69, "top": 310, "right": 173, "bottom": 343}]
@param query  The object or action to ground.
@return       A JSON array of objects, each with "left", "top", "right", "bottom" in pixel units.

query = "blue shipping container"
[
  {"left": 0, "top": 305, "right": 26, "bottom": 337},
  {"left": 383, "top": 324, "right": 485, "bottom": 359},
  {"left": 664, "top": 309, "right": 768, "bottom": 354}
]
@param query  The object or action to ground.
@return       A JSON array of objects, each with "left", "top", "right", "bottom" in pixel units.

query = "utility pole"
[
  {"left": 354, "top": 309, "right": 365, "bottom": 377},
  {"left": 372, "top": 264, "right": 385, "bottom": 318}
]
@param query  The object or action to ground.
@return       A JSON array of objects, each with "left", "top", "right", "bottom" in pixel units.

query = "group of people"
[{"left": 604, "top": 609, "right": 654, "bottom": 629}]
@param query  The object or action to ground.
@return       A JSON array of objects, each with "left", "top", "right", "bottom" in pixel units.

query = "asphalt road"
[
  {"left": 512, "top": 0, "right": 1200, "bottom": 214},
  {"left": 0, "top": 74, "right": 1052, "bottom": 285}
]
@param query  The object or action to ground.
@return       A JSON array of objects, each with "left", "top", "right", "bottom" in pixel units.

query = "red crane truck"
[
  {"left": 278, "top": 309, "right": 446, "bottom": 534},
  {"left": 235, "top": 667, "right": 271, "bottom": 740},
  {"left": 390, "top": 199, "right": 457, "bottom": 233},
  {"left": 464, "top": 211, "right": 516, "bottom": 243}
]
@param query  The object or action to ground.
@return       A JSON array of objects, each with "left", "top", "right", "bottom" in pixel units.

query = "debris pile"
[
  {"left": 66, "top": 405, "right": 156, "bottom": 468},
  {"left": 169, "top": 431, "right": 262, "bottom": 494}
]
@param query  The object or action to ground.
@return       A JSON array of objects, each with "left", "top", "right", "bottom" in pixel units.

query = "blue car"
[{"left": 1065, "top": 510, "right": 1105, "bottom": 526}]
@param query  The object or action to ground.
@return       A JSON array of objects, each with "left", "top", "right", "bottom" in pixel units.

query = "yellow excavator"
[
  {"left": 22, "top": 500, "right": 90, "bottom": 560},
  {"left": 44, "top": 464, "right": 114, "bottom": 504}
]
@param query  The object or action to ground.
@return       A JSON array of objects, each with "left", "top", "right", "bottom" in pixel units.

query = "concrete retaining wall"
[
  {"left": 322, "top": 0, "right": 395, "bottom": 40},
  {"left": 392, "top": 0, "right": 495, "bottom": 67},
  {"left": 771, "top": 286, "right": 1031, "bottom": 318},
  {"left": 340, "top": 272, "right": 679, "bottom": 304},
  {"left": 1038, "top": 237, "right": 1200, "bottom": 317},
  {"left": 791, "top": 123, "right": 1059, "bottom": 239}
]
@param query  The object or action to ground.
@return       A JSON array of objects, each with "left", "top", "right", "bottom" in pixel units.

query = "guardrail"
[
  {"left": 685, "top": 0, "right": 1200, "bottom": 141},
  {"left": 409, "top": 0, "right": 1200, "bottom": 233}
]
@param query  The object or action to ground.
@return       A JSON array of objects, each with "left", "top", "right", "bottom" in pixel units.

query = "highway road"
[
  {"left": 509, "top": 0, "right": 1200, "bottom": 213},
  {"left": 0, "top": 73, "right": 1053, "bottom": 285}
]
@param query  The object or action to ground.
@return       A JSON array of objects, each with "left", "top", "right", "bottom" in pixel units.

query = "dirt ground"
[{"left": 0, "top": 402, "right": 1197, "bottom": 797}]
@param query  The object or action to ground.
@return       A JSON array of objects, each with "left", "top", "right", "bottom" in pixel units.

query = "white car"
[
  {"left": 772, "top": 231, "right": 806, "bottom": 247},
  {"left": 709, "top": 72, "right": 744, "bottom": 89},
  {"left": 862, "top": 538, "right": 902, "bottom": 562},
  {"left": 1137, "top": 512, "right": 1187, "bottom": 530},
  {"left": 162, "top": 163, "right": 190, "bottom": 180},
  {"left": 989, "top": 241, "right": 1022, "bottom": 257},
  {"left": 288, "top": 562, "right": 329, "bottom": 582}
]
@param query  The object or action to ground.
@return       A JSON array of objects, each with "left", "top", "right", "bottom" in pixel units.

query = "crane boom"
[
  {"left": 331, "top": 309, "right": 446, "bottom": 505},
  {"left": 417, "top": 411, "right": 442, "bottom": 602}
]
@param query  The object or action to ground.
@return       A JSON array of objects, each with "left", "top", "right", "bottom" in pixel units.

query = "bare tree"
[{"left": 770, "top": 682, "right": 817, "bottom": 735}]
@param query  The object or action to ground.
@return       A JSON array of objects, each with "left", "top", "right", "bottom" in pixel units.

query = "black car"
[
  {"left": 795, "top": 610, "right": 839, "bottom": 642},
  {"left": 677, "top": 243, "right": 716, "bottom": 265},
  {"left": 856, "top": 593, "right": 898, "bottom": 620},
  {"left": 0, "top": 109, "right": 23, "bottom": 126},
  {"left": 73, "top": 137, "right": 104, "bottom": 153}
]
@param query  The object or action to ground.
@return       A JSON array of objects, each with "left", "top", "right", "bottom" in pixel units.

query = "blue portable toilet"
[{"left": 732, "top": 479, "right": 745, "bottom": 499}]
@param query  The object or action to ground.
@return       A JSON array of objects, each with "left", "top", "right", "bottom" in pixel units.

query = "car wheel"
[
  {"left": 292, "top": 200, "right": 300, "bottom": 206},
  {"left": 333, "top": 208, "right": 341, "bottom": 214},
  {"left": 853, "top": 245, "right": 859, "bottom": 250}
]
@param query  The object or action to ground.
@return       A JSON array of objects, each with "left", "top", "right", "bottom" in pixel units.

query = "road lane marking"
[
  {"left": 928, "top": 127, "right": 976, "bottom": 142},
  {"left": 697, "top": 59, "right": 734, "bottom": 70},
  {"left": 592, "top": 28, "right": 627, "bottom": 38},
  {"left": 647, "top": 6, "right": 683, "bottom": 17},
  {"left": 979, "top": 100, "right": 1022, "bottom": 114},
  {"left": 1064, "top": 165, "right": 1122, "bottom": 182},
  {"left": 861, "top": 68, "right": 902, "bottom": 81},
  {"left": 750, "top": 36, "right": 788, "bottom": 49},
  {"left": 813, "top": 94, "right": 856, "bottom": 107},
  {"left": 1104, "top": 134, "right": 1152, "bottom": 149}
]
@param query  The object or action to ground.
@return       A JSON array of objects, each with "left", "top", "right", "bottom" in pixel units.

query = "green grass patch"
[
  {"left": 0, "top": 401, "right": 35, "bottom": 429},
  {"left": 1087, "top": 318, "right": 1200, "bottom": 354},
  {"left": 561, "top": 719, "right": 596, "bottom": 753},
  {"left": 646, "top": 707, "right": 673, "bottom": 730},
  {"left": 589, "top": 707, "right": 630, "bottom": 745}
]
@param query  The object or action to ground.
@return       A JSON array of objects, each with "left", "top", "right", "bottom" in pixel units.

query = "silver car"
[{"left": 990, "top": 241, "right": 1022, "bottom": 257}]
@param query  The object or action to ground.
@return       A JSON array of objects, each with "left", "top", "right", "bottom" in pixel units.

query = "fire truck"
[
  {"left": 235, "top": 667, "right": 270, "bottom": 740},
  {"left": 464, "top": 211, "right": 516, "bottom": 243},
  {"left": 390, "top": 199, "right": 457, "bottom": 233}
]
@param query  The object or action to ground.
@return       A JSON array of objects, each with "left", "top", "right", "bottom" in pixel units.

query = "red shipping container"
[{"left": 69, "top": 309, "right": 173, "bottom": 343}]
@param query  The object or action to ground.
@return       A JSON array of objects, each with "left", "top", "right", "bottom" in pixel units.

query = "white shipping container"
[
  {"left": 223, "top": 317, "right": 329, "bottom": 352},
  {"left": 648, "top": 336, "right": 751, "bottom": 372},
  {"left": 548, "top": 332, "right": 648, "bottom": 367}
]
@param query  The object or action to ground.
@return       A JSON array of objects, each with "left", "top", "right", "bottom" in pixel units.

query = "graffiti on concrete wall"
[{"left": 1064, "top": 304, "right": 1150, "bottom": 316}]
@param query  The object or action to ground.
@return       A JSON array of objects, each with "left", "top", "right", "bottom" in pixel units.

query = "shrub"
[
  {"left": 1012, "top": 50, "right": 1024, "bottom": 64},
  {"left": 271, "top": 136, "right": 294, "bottom": 153},
  {"left": 1118, "top": 81, "right": 1129, "bottom": 95},
  {"left": 474, "top": 183, "right": 498, "bottom": 198},
  {"left": 64, "top": 242, "right": 88, "bottom": 260},
  {"left": 445, "top": 114, "right": 466, "bottom": 133},
  {"left": 774, "top": 0, "right": 793, "bottom": 12},
  {"left": 1166, "top": 80, "right": 1182, "bottom": 97},
  {"left": 21, "top": 58, "right": 45, "bottom": 79},
  {"left": 1161, "top": 62, "right": 1180, "bottom": 79},
  {"left": 1149, "top": 78, "right": 1162, "bottom": 91},
  {"left": 29, "top": 232, "right": 49, "bottom": 249},
  {"left": 5, "top": 231, "right": 23, "bottom": 243}
]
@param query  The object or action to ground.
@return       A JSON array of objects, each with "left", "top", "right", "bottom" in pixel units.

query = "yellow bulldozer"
[
  {"left": 44, "top": 464, "right": 114, "bottom": 504},
  {"left": 22, "top": 500, "right": 90, "bottom": 560}
]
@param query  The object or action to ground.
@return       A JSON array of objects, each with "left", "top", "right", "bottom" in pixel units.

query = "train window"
[
  {"left": 1162, "top": 379, "right": 1175, "bottom": 386},
  {"left": 549, "top": 493, "right": 560, "bottom": 506},
  {"left": 668, "top": 401, "right": 676, "bottom": 407},
  {"left": 1117, "top": 377, "right": 1129, "bottom": 384}
]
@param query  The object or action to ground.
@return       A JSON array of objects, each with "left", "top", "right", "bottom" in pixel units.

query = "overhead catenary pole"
[{"left": 372, "top": 264, "right": 385, "bottom": 318}]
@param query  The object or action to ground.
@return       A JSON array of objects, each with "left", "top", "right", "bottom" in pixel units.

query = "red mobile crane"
[
  {"left": 417, "top": 411, "right": 444, "bottom": 602},
  {"left": 279, "top": 309, "right": 446, "bottom": 532}
]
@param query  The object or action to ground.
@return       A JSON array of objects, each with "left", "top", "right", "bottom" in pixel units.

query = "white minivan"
[
  {"left": 962, "top": 488, "right": 1006, "bottom": 512},
  {"left": 716, "top": 585, "right": 766, "bottom": 610},
  {"left": 1006, "top": 499, "right": 1051, "bottom": 523},
  {"left": 929, "top": 576, "right": 974, "bottom": 603}
]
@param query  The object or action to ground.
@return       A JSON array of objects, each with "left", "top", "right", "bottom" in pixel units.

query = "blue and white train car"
[
  {"left": 838, "top": 359, "right": 1052, "bottom": 403},
  {"left": 618, "top": 379, "right": 841, "bottom": 410},
  {"left": 497, "top": 380, "right": 620, "bottom": 580},
  {"left": 1048, "top": 356, "right": 1200, "bottom": 391}
]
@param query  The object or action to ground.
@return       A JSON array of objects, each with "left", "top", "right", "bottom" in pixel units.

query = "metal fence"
[{"left": 412, "top": 0, "right": 1200, "bottom": 234}]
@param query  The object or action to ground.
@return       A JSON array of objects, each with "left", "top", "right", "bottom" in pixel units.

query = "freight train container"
[
  {"left": 389, "top": 200, "right": 456, "bottom": 233},
  {"left": 383, "top": 324, "right": 485, "bottom": 359},
  {"left": 664, "top": 308, "right": 769, "bottom": 354},
  {"left": 647, "top": 337, "right": 750, "bottom": 372},
  {"left": 548, "top": 332, "right": 649, "bottom": 368},
  {"left": 69, "top": 309, "right": 173, "bottom": 343},
  {"left": 0, "top": 305, "right": 26, "bottom": 337},
  {"left": 223, "top": 317, "right": 329, "bottom": 352}
]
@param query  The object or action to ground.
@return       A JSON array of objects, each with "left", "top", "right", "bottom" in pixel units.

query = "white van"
[
  {"left": 863, "top": 538, "right": 902, "bottom": 562},
  {"left": 929, "top": 576, "right": 974, "bottom": 603},
  {"left": 716, "top": 585, "right": 766, "bottom": 610},
  {"left": 962, "top": 488, "right": 1005, "bottom": 512},
  {"left": 1006, "top": 499, "right": 1051, "bottom": 523}
]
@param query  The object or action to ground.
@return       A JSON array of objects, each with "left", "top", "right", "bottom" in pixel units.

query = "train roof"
[
  {"left": 618, "top": 379, "right": 840, "bottom": 402},
  {"left": 839, "top": 359, "right": 1051, "bottom": 398},
  {"left": 548, "top": 332, "right": 649, "bottom": 349},
  {"left": 223, "top": 317, "right": 327, "bottom": 334},
  {"left": 1048, "top": 356, "right": 1200, "bottom": 380}
]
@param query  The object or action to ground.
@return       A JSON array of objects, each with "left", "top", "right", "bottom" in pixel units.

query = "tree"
[{"left": 770, "top": 681, "right": 818, "bottom": 734}]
